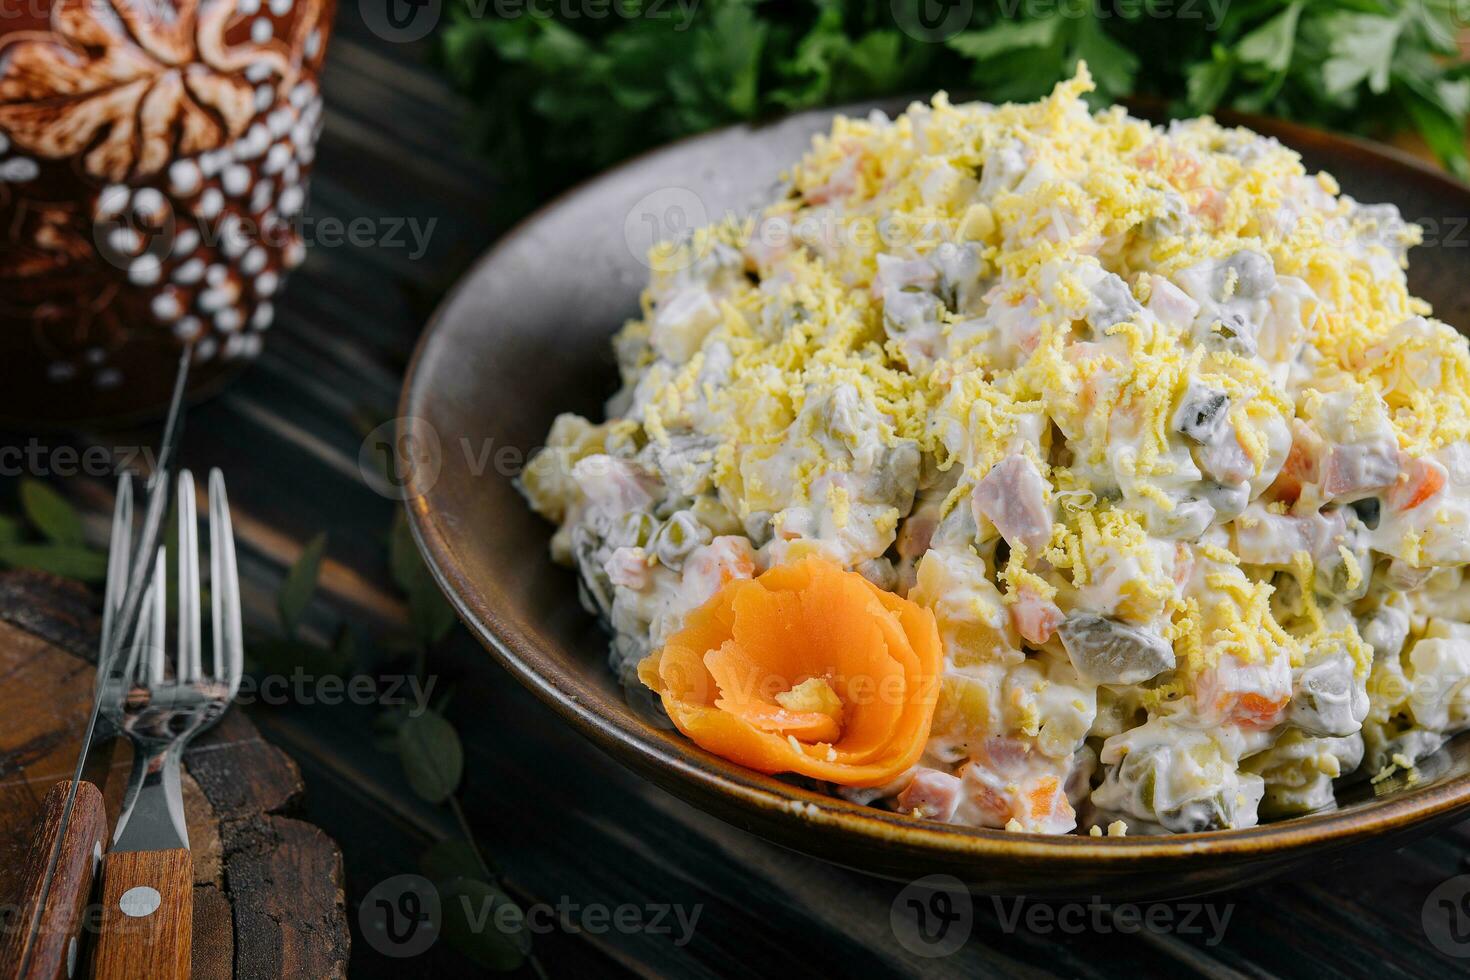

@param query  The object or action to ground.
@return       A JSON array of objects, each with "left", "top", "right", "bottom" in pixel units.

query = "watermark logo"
[
  {"left": 359, "top": 416, "right": 444, "bottom": 501},
  {"left": 891, "top": 0, "right": 973, "bottom": 43},
  {"left": 360, "top": 874, "right": 442, "bottom": 958},
  {"left": 1423, "top": 874, "right": 1470, "bottom": 958},
  {"left": 361, "top": 0, "right": 442, "bottom": 42},
  {"left": 623, "top": 185, "right": 709, "bottom": 269},
  {"left": 891, "top": 874, "right": 973, "bottom": 958}
]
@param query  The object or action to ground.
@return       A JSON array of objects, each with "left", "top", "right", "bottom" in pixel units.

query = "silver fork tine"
[
  {"left": 148, "top": 547, "right": 166, "bottom": 687},
  {"left": 177, "top": 470, "right": 201, "bottom": 682},
  {"left": 100, "top": 474, "right": 133, "bottom": 655},
  {"left": 208, "top": 469, "right": 243, "bottom": 698}
]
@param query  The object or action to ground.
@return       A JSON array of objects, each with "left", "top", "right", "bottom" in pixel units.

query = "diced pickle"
[
  {"left": 1057, "top": 615, "right": 1175, "bottom": 685},
  {"left": 1219, "top": 250, "right": 1274, "bottom": 300},
  {"left": 1349, "top": 496, "right": 1381, "bottom": 530},
  {"left": 1290, "top": 654, "right": 1369, "bottom": 737},
  {"left": 1172, "top": 382, "right": 1231, "bottom": 445}
]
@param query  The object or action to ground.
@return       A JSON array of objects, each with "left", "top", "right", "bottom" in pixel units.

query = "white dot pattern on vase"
[
  {"left": 95, "top": 185, "right": 129, "bottom": 218},
  {"left": 85, "top": 347, "right": 106, "bottom": 366},
  {"left": 245, "top": 61, "right": 271, "bottom": 82},
  {"left": 173, "top": 258, "right": 205, "bottom": 285},
  {"left": 264, "top": 144, "right": 291, "bottom": 175},
  {"left": 168, "top": 159, "right": 201, "bottom": 196},
  {"left": 174, "top": 316, "right": 203, "bottom": 340},
  {"left": 242, "top": 246, "right": 267, "bottom": 276},
  {"left": 251, "top": 17, "right": 272, "bottom": 43},
  {"left": 151, "top": 289, "right": 183, "bottom": 321},
  {"left": 252, "top": 302, "right": 274, "bottom": 330},
  {"left": 250, "top": 179, "right": 274, "bottom": 214},
  {"left": 256, "top": 271, "right": 279, "bottom": 296},
  {"left": 197, "top": 188, "right": 223, "bottom": 219},
  {"left": 216, "top": 308, "right": 243, "bottom": 332},
  {"left": 220, "top": 219, "right": 248, "bottom": 258},
  {"left": 0, "top": 157, "right": 38, "bottom": 182},
  {"left": 0, "top": 131, "right": 8, "bottom": 154},
  {"left": 47, "top": 362, "right": 75, "bottom": 382},
  {"left": 222, "top": 164, "right": 251, "bottom": 196},
  {"left": 95, "top": 367, "right": 122, "bottom": 389},
  {"left": 195, "top": 337, "right": 218, "bottom": 363},
  {"left": 128, "top": 255, "right": 161, "bottom": 286},
  {"left": 255, "top": 85, "right": 274, "bottom": 112},
  {"left": 278, "top": 185, "right": 304, "bottom": 216},
  {"left": 132, "top": 187, "right": 166, "bottom": 218},
  {"left": 206, "top": 264, "right": 228, "bottom": 287},
  {"left": 267, "top": 108, "right": 293, "bottom": 138},
  {"left": 107, "top": 227, "right": 142, "bottom": 257},
  {"left": 305, "top": 28, "right": 321, "bottom": 57},
  {"left": 172, "top": 227, "right": 200, "bottom": 257},
  {"left": 198, "top": 286, "right": 231, "bottom": 313}
]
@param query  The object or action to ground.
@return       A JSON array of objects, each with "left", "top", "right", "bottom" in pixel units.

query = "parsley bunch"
[{"left": 437, "top": 0, "right": 1470, "bottom": 207}]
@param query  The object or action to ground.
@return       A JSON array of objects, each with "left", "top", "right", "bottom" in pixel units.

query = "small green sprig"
[{"left": 0, "top": 479, "right": 108, "bottom": 582}]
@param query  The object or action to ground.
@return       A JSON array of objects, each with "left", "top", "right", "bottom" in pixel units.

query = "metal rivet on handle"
[
  {"left": 66, "top": 936, "right": 76, "bottom": 977},
  {"left": 118, "top": 885, "right": 161, "bottom": 918}
]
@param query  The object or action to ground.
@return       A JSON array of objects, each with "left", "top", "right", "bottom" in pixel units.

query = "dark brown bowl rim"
[{"left": 401, "top": 100, "right": 1470, "bottom": 864}]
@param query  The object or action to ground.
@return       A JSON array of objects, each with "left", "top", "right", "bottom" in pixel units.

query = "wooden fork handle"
[
  {"left": 91, "top": 850, "right": 191, "bottom": 980},
  {"left": 0, "top": 780, "right": 107, "bottom": 980}
]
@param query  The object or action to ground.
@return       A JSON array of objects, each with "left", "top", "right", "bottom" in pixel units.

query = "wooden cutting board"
[{"left": 0, "top": 570, "right": 350, "bottom": 978}]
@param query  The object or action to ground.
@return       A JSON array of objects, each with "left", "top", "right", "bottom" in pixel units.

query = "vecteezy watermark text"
[{"left": 359, "top": 875, "right": 702, "bottom": 959}]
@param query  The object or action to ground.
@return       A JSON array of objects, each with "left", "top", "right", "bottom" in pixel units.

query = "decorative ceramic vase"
[{"left": 0, "top": 0, "right": 334, "bottom": 424}]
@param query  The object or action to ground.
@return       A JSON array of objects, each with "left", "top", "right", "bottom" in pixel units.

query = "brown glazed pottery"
[
  {"left": 402, "top": 101, "right": 1470, "bottom": 898},
  {"left": 0, "top": 0, "right": 334, "bottom": 424}
]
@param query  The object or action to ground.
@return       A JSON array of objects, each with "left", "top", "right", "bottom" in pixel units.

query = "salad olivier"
[{"left": 521, "top": 68, "right": 1470, "bottom": 836}]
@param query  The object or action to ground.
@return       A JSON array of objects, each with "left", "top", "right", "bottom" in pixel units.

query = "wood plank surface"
[{"left": 3, "top": 8, "right": 1470, "bottom": 978}]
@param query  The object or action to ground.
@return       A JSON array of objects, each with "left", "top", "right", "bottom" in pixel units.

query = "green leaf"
[
  {"left": 439, "top": 878, "right": 530, "bottom": 972},
  {"left": 278, "top": 533, "right": 326, "bottom": 639},
  {"left": 0, "top": 543, "right": 107, "bottom": 582},
  {"left": 1321, "top": 13, "right": 1405, "bottom": 96},
  {"left": 1401, "top": 87, "right": 1470, "bottom": 181},
  {"left": 948, "top": 17, "right": 1061, "bottom": 63},
  {"left": 421, "top": 837, "right": 497, "bottom": 883},
  {"left": 1436, "top": 78, "right": 1470, "bottom": 119},
  {"left": 19, "top": 480, "right": 84, "bottom": 546},
  {"left": 397, "top": 709, "right": 463, "bottom": 803},
  {"left": 1072, "top": 21, "right": 1139, "bottom": 97},
  {"left": 1186, "top": 45, "right": 1234, "bottom": 113},
  {"left": 1237, "top": 2, "right": 1302, "bottom": 74},
  {"left": 390, "top": 510, "right": 457, "bottom": 648},
  {"left": 0, "top": 515, "right": 21, "bottom": 546}
]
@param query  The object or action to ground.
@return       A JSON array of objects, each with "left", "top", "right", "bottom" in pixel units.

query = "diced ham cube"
[
  {"left": 1321, "top": 439, "right": 1399, "bottom": 498},
  {"left": 1234, "top": 507, "right": 1348, "bottom": 567},
  {"left": 896, "top": 514, "right": 937, "bottom": 562},
  {"left": 572, "top": 455, "right": 659, "bottom": 514},
  {"left": 604, "top": 547, "right": 651, "bottom": 591},
  {"left": 1011, "top": 586, "right": 1063, "bottom": 645},
  {"left": 896, "top": 768, "right": 964, "bottom": 822},
  {"left": 972, "top": 455, "right": 1053, "bottom": 555}
]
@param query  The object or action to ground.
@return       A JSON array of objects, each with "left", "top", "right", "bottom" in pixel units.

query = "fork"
[{"left": 90, "top": 469, "right": 242, "bottom": 980}]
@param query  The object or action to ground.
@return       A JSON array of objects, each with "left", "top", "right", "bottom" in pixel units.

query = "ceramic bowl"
[{"left": 401, "top": 102, "right": 1470, "bottom": 898}]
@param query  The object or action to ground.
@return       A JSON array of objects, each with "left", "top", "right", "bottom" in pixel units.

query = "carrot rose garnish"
[{"left": 637, "top": 557, "right": 943, "bottom": 787}]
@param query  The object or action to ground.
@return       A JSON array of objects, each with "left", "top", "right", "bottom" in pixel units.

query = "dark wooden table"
[{"left": 7, "top": 8, "right": 1470, "bottom": 977}]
